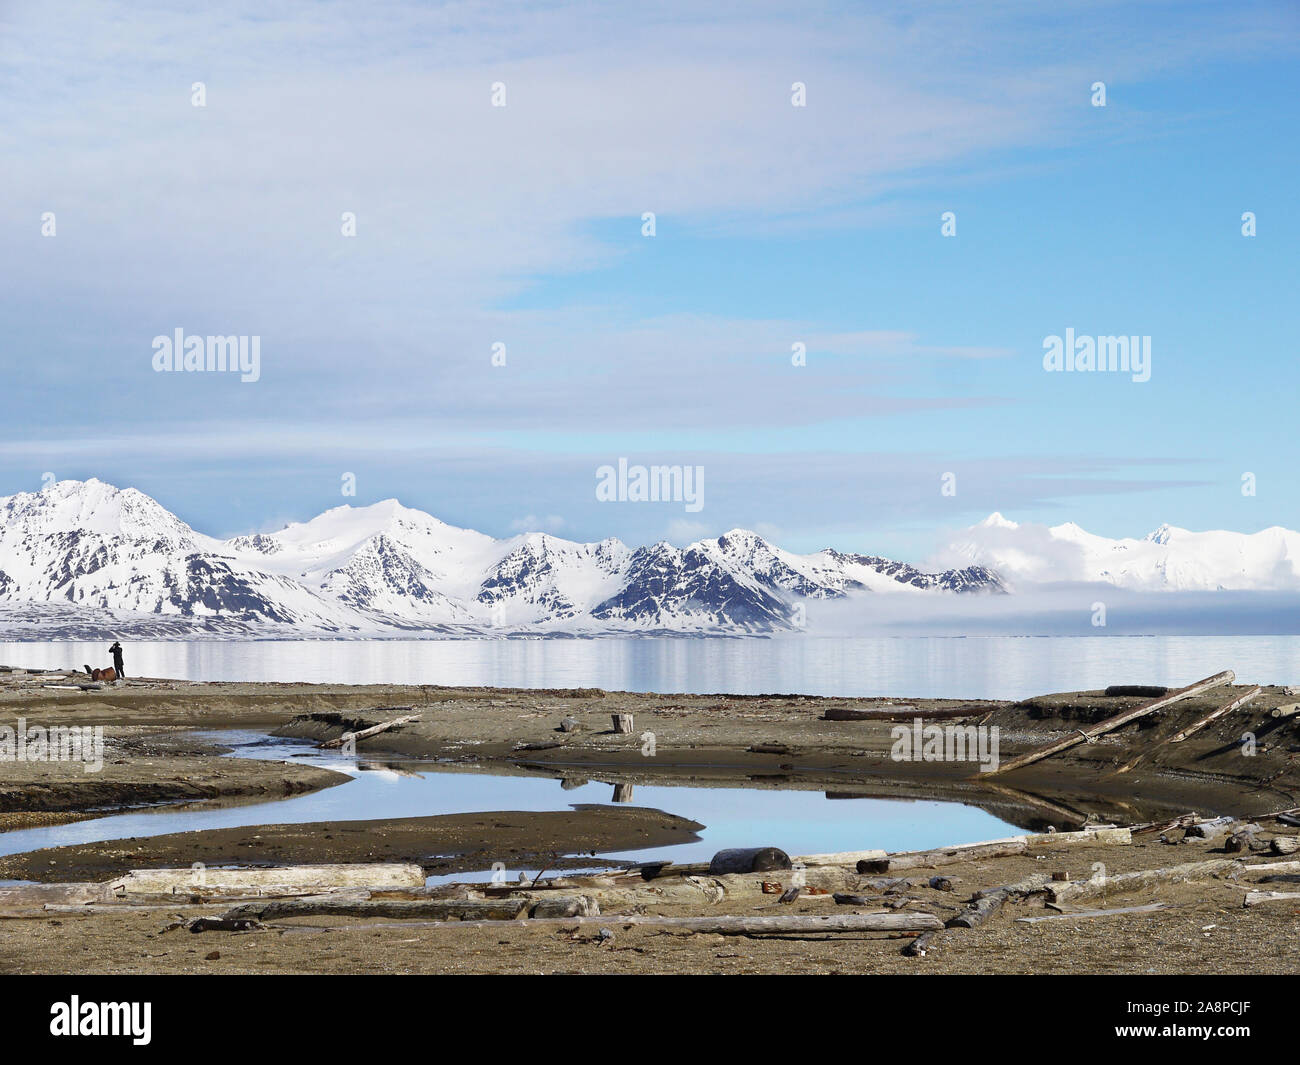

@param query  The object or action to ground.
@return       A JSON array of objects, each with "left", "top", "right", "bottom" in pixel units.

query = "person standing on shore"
[{"left": 109, "top": 640, "right": 125, "bottom": 680}]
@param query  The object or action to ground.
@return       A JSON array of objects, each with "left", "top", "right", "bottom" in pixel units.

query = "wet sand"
[{"left": 0, "top": 806, "right": 703, "bottom": 882}]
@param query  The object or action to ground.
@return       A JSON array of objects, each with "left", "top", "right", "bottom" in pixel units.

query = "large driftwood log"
[
  {"left": 1168, "top": 687, "right": 1262, "bottom": 744},
  {"left": 318, "top": 713, "right": 420, "bottom": 749},
  {"left": 857, "top": 828, "right": 1130, "bottom": 874},
  {"left": 796, "top": 849, "right": 886, "bottom": 867},
  {"left": 823, "top": 705, "right": 982, "bottom": 722},
  {"left": 1243, "top": 859, "right": 1300, "bottom": 876},
  {"left": 221, "top": 897, "right": 529, "bottom": 922},
  {"left": 1017, "top": 902, "right": 1168, "bottom": 923},
  {"left": 1047, "top": 859, "right": 1239, "bottom": 904},
  {"left": 987, "top": 670, "right": 1235, "bottom": 776},
  {"left": 108, "top": 863, "right": 425, "bottom": 896},
  {"left": 859, "top": 840, "right": 1027, "bottom": 874}
]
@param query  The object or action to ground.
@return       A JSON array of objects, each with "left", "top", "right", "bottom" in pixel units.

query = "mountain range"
[
  {"left": 0, "top": 480, "right": 1001, "bottom": 638},
  {"left": 0, "top": 480, "right": 1293, "bottom": 639}
]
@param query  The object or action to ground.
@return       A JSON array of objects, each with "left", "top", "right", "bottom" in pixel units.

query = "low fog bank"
[{"left": 794, "top": 585, "right": 1300, "bottom": 637}]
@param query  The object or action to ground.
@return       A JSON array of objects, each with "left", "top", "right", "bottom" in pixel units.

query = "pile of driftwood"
[{"left": 4, "top": 814, "right": 1295, "bottom": 951}]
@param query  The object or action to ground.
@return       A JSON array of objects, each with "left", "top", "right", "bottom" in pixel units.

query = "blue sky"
[{"left": 1, "top": 0, "right": 1297, "bottom": 559}]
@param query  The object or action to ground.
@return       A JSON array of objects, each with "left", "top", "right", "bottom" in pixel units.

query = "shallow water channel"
[{"left": 0, "top": 730, "right": 1021, "bottom": 881}]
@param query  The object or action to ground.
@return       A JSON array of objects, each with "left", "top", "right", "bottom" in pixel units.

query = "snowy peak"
[{"left": 0, "top": 479, "right": 198, "bottom": 549}]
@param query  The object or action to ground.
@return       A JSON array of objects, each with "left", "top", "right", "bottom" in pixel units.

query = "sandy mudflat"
[{"left": 1, "top": 673, "right": 1298, "bottom": 974}]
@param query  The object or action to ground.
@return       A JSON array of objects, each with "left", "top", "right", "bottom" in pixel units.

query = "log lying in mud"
[
  {"left": 1272, "top": 703, "right": 1300, "bottom": 719},
  {"left": 108, "top": 863, "right": 426, "bottom": 896},
  {"left": 822, "top": 705, "right": 980, "bottom": 722},
  {"left": 987, "top": 670, "right": 1235, "bottom": 776},
  {"left": 222, "top": 897, "right": 530, "bottom": 922},
  {"left": 860, "top": 839, "right": 1027, "bottom": 874},
  {"left": 1113, "top": 688, "right": 1263, "bottom": 775},
  {"left": 1047, "top": 859, "right": 1240, "bottom": 904},
  {"left": 857, "top": 828, "right": 1130, "bottom": 874},
  {"left": 796, "top": 849, "right": 886, "bottom": 867},
  {"left": 903, "top": 927, "right": 944, "bottom": 956},
  {"left": 318, "top": 713, "right": 420, "bottom": 749},
  {"left": 1168, "top": 687, "right": 1263, "bottom": 744},
  {"left": 947, "top": 873, "right": 1052, "bottom": 929},
  {"left": 1017, "top": 902, "right": 1169, "bottom": 924},
  {"left": 1243, "top": 890, "right": 1300, "bottom": 908},
  {"left": 1242, "top": 859, "right": 1300, "bottom": 876},
  {"left": 0, "top": 882, "right": 114, "bottom": 910}
]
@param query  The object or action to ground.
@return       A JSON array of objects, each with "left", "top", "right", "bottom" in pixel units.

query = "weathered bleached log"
[
  {"left": 972, "top": 873, "right": 1054, "bottom": 900},
  {"left": 1270, "top": 837, "right": 1300, "bottom": 856},
  {"left": 221, "top": 897, "right": 529, "bottom": 922},
  {"left": 1185, "top": 817, "right": 1235, "bottom": 840},
  {"left": 318, "top": 713, "right": 420, "bottom": 749},
  {"left": 795, "top": 849, "right": 886, "bottom": 867},
  {"left": 0, "top": 882, "right": 114, "bottom": 910},
  {"left": 1047, "top": 858, "right": 1240, "bottom": 904},
  {"left": 947, "top": 894, "right": 1008, "bottom": 929},
  {"left": 1271, "top": 703, "right": 1300, "bottom": 719},
  {"left": 587, "top": 912, "right": 944, "bottom": 935},
  {"left": 529, "top": 896, "right": 600, "bottom": 918},
  {"left": 859, "top": 839, "right": 1028, "bottom": 873},
  {"left": 1243, "top": 890, "right": 1300, "bottom": 907},
  {"left": 987, "top": 670, "right": 1235, "bottom": 776},
  {"left": 610, "top": 713, "right": 634, "bottom": 734},
  {"left": 1027, "top": 827, "right": 1132, "bottom": 848},
  {"left": 709, "top": 847, "right": 790, "bottom": 874},
  {"left": 108, "top": 863, "right": 425, "bottom": 895},
  {"left": 1017, "top": 902, "right": 1168, "bottom": 923},
  {"left": 277, "top": 911, "right": 945, "bottom": 936},
  {"left": 1242, "top": 859, "right": 1300, "bottom": 876}
]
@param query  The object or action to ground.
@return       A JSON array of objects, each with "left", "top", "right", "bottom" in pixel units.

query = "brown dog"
[{"left": 83, "top": 665, "right": 118, "bottom": 682}]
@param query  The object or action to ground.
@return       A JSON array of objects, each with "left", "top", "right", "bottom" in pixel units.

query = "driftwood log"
[
  {"left": 1243, "top": 890, "right": 1300, "bottom": 907},
  {"left": 1167, "top": 687, "right": 1263, "bottom": 744},
  {"left": 1017, "top": 902, "right": 1168, "bottom": 923},
  {"left": 108, "top": 864, "right": 425, "bottom": 895},
  {"left": 221, "top": 897, "right": 530, "bottom": 922},
  {"left": 988, "top": 670, "right": 1235, "bottom": 776},
  {"left": 823, "top": 705, "right": 981, "bottom": 722},
  {"left": 857, "top": 828, "right": 1129, "bottom": 874},
  {"left": 318, "top": 713, "right": 420, "bottom": 750},
  {"left": 1047, "top": 859, "right": 1239, "bottom": 904}
]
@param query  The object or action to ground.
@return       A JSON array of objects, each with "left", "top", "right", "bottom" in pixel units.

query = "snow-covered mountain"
[
  {"left": 938, "top": 512, "right": 1300, "bottom": 592},
  {"left": 0, "top": 480, "right": 1003, "bottom": 637}
]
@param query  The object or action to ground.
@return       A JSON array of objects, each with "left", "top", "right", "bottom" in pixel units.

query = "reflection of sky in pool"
[{"left": 0, "top": 731, "right": 1019, "bottom": 871}]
